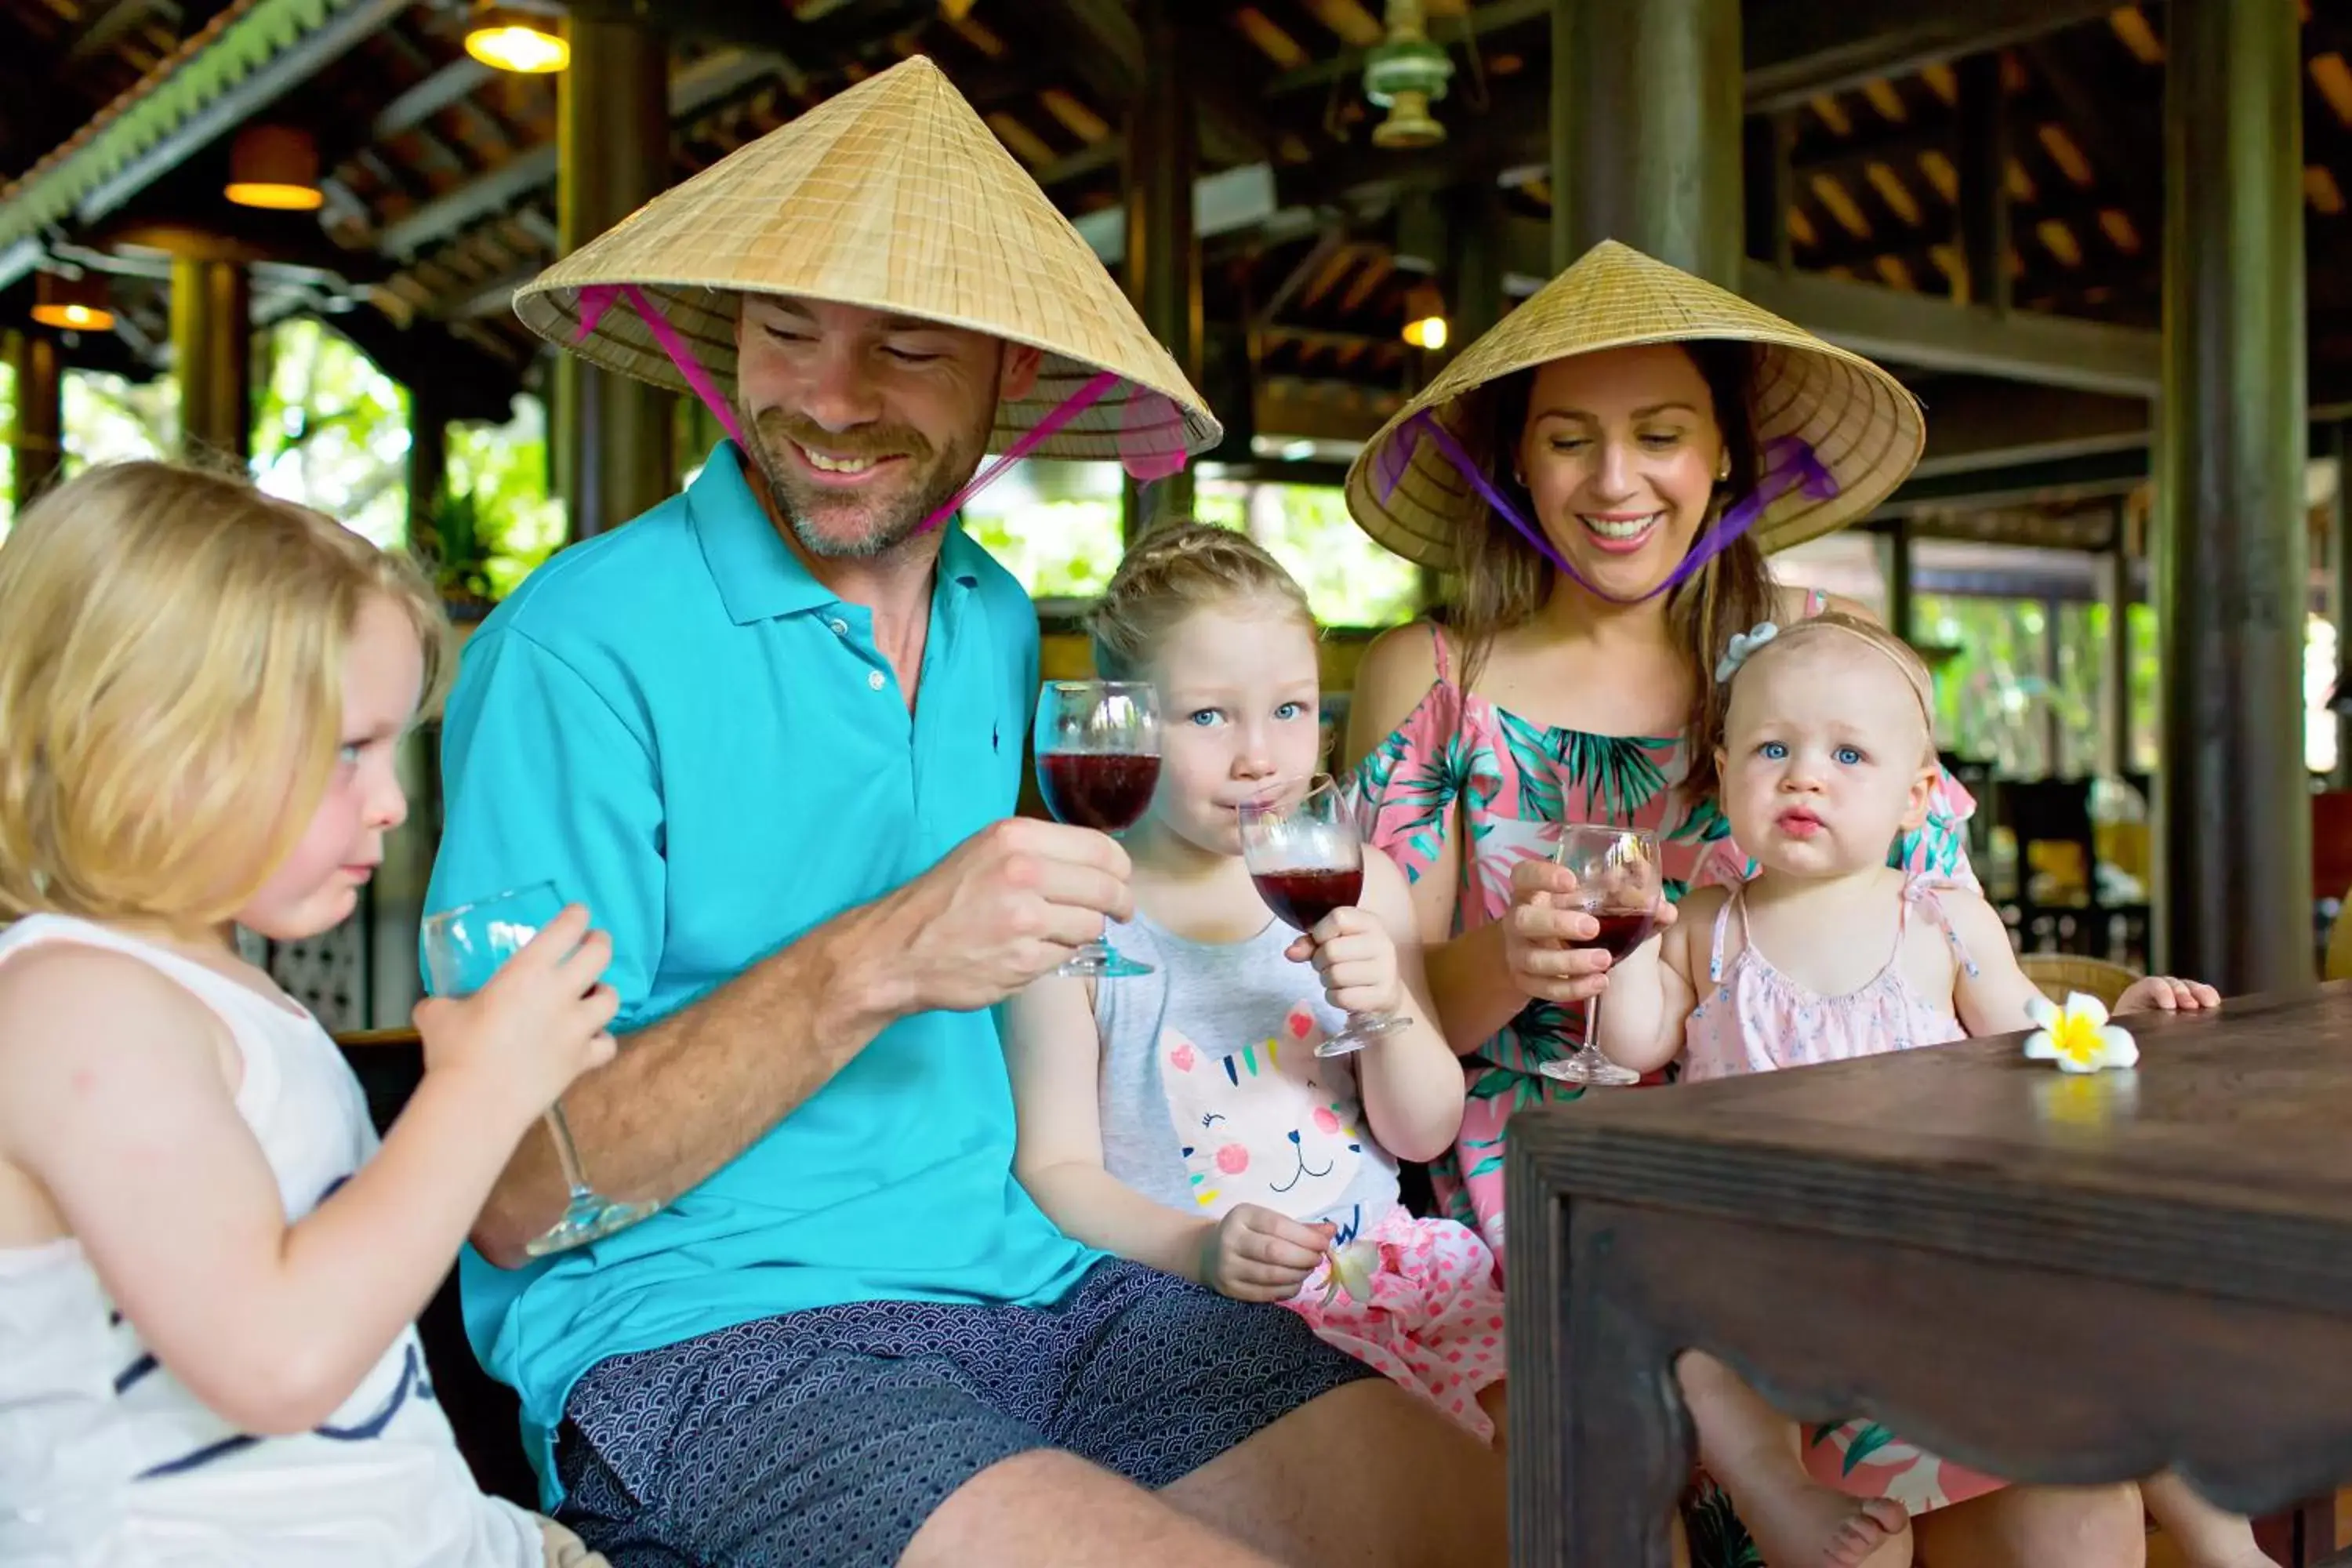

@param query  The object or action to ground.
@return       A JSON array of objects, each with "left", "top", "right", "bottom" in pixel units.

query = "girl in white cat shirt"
[{"left": 1004, "top": 524, "right": 1508, "bottom": 1443}]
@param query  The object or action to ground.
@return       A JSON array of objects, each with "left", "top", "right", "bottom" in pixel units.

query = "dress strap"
[
  {"left": 1708, "top": 888, "right": 1744, "bottom": 984},
  {"left": 1904, "top": 879, "right": 1980, "bottom": 978},
  {"left": 1428, "top": 622, "right": 1454, "bottom": 684}
]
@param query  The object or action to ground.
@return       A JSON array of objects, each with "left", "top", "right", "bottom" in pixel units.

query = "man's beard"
[{"left": 740, "top": 403, "right": 985, "bottom": 561}]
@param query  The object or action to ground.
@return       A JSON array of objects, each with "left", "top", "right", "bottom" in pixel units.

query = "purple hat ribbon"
[{"left": 1375, "top": 409, "right": 1838, "bottom": 604}]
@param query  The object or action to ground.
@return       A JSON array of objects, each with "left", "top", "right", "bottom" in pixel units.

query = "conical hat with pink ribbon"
[{"left": 514, "top": 54, "right": 1218, "bottom": 477}]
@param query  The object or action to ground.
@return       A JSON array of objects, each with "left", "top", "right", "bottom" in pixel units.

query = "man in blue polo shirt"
[{"left": 427, "top": 56, "right": 1502, "bottom": 1568}]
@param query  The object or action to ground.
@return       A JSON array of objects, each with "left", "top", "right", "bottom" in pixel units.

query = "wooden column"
[
  {"left": 1882, "top": 520, "right": 1915, "bottom": 644},
  {"left": 2103, "top": 513, "right": 2136, "bottom": 779},
  {"left": 1549, "top": 0, "right": 1742, "bottom": 283},
  {"left": 556, "top": 8, "right": 671, "bottom": 539},
  {"left": 2155, "top": 0, "right": 2310, "bottom": 989},
  {"left": 8, "top": 328, "right": 63, "bottom": 508},
  {"left": 1957, "top": 53, "right": 2013, "bottom": 311},
  {"left": 1742, "top": 110, "right": 1795, "bottom": 270},
  {"left": 2328, "top": 423, "right": 2352, "bottom": 787},
  {"left": 1445, "top": 180, "right": 1504, "bottom": 370},
  {"left": 406, "top": 385, "right": 448, "bottom": 550},
  {"left": 1121, "top": 0, "right": 1200, "bottom": 539},
  {"left": 171, "top": 256, "right": 252, "bottom": 465}
]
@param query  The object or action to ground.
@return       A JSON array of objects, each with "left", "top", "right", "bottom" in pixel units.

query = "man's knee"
[{"left": 906, "top": 1450, "right": 1278, "bottom": 1568}]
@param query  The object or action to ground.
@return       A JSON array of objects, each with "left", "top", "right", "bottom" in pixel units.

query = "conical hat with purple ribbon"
[
  {"left": 1345, "top": 241, "right": 1924, "bottom": 570},
  {"left": 513, "top": 54, "right": 1218, "bottom": 471}
]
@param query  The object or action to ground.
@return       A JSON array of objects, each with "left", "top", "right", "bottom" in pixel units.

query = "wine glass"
[
  {"left": 1033, "top": 680, "right": 1162, "bottom": 978},
  {"left": 1537, "top": 824, "right": 1662, "bottom": 1087},
  {"left": 1236, "top": 774, "right": 1412, "bottom": 1058},
  {"left": 420, "top": 882, "right": 662, "bottom": 1256}
]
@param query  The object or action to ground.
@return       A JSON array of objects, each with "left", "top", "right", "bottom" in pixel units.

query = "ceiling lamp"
[
  {"left": 1364, "top": 0, "right": 1454, "bottom": 151},
  {"left": 1401, "top": 280, "right": 1448, "bottom": 351},
  {"left": 225, "top": 124, "right": 325, "bottom": 211},
  {"left": 465, "top": 2, "right": 568, "bottom": 74},
  {"left": 29, "top": 270, "right": 114, "bottom": 333}
]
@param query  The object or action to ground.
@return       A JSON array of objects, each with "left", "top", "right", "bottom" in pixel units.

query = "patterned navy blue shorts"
[{"left": 551, "top": 1258, "right": 1374, "bottom": 1568}]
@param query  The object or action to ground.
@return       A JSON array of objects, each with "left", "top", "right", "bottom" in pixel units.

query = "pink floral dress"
[{"left": 1350, "top": 616, "right": 1998, "bottom": 1557}]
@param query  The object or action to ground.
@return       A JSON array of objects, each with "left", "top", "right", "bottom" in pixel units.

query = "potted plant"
[{"left": 418, "top": 481, "right": 500, "bottom": 617}]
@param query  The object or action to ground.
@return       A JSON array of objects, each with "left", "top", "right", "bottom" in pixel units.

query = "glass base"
[
  {"left": 1315, "top": 1011, "right": 1412, "bottom": 1058},
  {"left": 1058, "top": 938, "right": 1154, "bottom": 978},
  {"left": 524, "top": 1191, "right": 664, "bottom": 1257},
  {"left": 1537, "top": 1050, "right": 1643, "bottom": 1087}
]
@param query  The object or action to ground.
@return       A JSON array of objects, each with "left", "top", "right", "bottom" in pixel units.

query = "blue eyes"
[
  {"left": 1757, "top": 741, "right": 1867, "bottom": 765},
  {"left": 1188, "top": 703, "right": 1309, "bottom": 728}
]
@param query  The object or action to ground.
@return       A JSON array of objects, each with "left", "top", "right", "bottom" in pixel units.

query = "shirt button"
[
  {"left": 827, "top": 618, "right": 848, "bottom": 636},
  {"left": 867, "top": 670, "right": 886, "bottom": 691}
]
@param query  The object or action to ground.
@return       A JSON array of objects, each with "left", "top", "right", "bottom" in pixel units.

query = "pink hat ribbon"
[{"left": 577, "top": 284, "right": 1194, "bottom": 534}]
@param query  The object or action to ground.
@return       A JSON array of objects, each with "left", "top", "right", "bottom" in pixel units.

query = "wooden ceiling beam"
[
  {"left": 1257, "top": 0, "right": 2122, "bottom": 118},
  {"left": 1744, "top": 0, "right": 2122, "bottom": 113},
  {"left": 376, "top": 48, "right": 779, "bottom": 261},
  {"left": 1023, "top": 0, "right": 1272, "bottom": 168},
  {"left": 1739, "top": 261, "right": 2158, "bottom": 396},
  {"left": 65, "top": 0, "right": 181, "bottom": 63}
]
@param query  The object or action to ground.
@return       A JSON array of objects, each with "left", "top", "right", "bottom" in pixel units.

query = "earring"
[{"left": 1715, "top": 455, "right": 1732, "bottom": 482}]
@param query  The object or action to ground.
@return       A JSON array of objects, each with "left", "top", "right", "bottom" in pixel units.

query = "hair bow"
[{"left": 1714, "top": 621, "right": 1780, "bottom": 683}]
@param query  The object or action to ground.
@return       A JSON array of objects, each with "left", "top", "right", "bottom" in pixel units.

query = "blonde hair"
[
  {"left": 1731, "top": 611, "right": 1938, "bottom": 760},
  {"left": 1087, "top": 521, "right": 1317, "bottom": 679},
  {"left": 0, "top": 460, "right": 449, "bottom": 933}
]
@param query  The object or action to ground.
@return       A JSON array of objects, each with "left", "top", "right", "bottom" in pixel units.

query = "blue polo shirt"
[{"left": 426, "top": 443, "right": 1100, "bottom": 1497}]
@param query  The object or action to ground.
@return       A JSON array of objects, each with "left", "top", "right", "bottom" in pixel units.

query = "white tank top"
[{"left": 0, "top": 914, "right": 543, "bottom": 1567}]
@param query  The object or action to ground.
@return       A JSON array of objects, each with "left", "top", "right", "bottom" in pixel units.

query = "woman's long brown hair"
[{"left": 1439, "top": 340, "right": 1780, "bottom": 802}]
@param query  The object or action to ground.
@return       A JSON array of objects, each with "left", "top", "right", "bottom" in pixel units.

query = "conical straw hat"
[
  {"left": 514, "top": 54, "right": 1219, "bottom": 466},
  {"left": 1345, "top": 241, "right": 1923, "bottom": 569}
]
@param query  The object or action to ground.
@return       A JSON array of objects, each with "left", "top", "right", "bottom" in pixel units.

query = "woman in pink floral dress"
[{"left": 1340, "top": 243, "right": 2147, "bottom": 1567}]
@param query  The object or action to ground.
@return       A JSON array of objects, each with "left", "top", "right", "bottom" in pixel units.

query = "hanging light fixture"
[
  {"left": 29, "top": 270, "right": 114, "bottom": 333},
  {"left": 465, "top": 1, "right": 568, "bottom": 74},
  {"left": 225, "top": 124, "right": 325, "bottom": 210},
  {"left": 1401, "top": 279, "right": 1448, "bottom": 351},
  {"left": 1363, "top": 0, "right": 1454, "bottom": 151}
]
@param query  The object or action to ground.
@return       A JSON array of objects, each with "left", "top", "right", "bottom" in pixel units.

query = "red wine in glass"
[
  {"left": 1572, "top": 907, "right": 1657, "bottom": 962},
  {"left": 1251, "top": 866, "right": 1365, "bottom": 935},
  {"left": 1033, "top": 680, "right": 1160, "bottom": 979},
  {"left": 1236, "top": 776, "right": 1409, "bottom": 1058},
  {"left": 1039, "top": 752, "right": 1162, "bottom": 833},
  {"left": 1538, "top": 823, "right": 1663, "bottom": 1088}
]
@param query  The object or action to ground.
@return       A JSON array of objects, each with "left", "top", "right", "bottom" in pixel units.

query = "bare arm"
[
  {"left": 1591, "top": 897, "right": 1704, "bottom": 1074},
  {"left": 474, "top": 818, "right": 1134, "bottom": 1265},
  {"left": 1342, "top": 625, "right": 1609, "bottom": 1056},
  {"left": 0, "top": 944, "right": 605, "bottom": 1433},
  {"left": 1001, "top": 974, "right": 1214, "bottom": 1282},
  {"left": 1345, "top": 850, "right": 1467, "bottom": 1163},
  {"left": 1946, "top": 890, "right": 2050, "bottom": 1037}
]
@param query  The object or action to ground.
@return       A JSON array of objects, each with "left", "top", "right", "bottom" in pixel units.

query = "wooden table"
[{"left": 1504, "top": 985, "right": 2352, "bottom": 1566}]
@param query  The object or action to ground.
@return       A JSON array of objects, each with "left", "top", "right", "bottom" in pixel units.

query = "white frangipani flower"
[{"left": 2023, "top": 991, "right": 2139, "bottom": 1074}]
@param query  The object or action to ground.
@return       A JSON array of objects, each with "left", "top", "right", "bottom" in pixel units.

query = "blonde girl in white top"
[{"left": 0, "top": 461, "right": 619, "bottom": 1566}]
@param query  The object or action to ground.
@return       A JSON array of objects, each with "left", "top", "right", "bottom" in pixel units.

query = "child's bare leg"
[
  {"left": 1478, "top": 1381, "right": 1508, "bottom": 1454},
  {"left": 2141, "top": 1473, "right": 2278, "bottom": 1568},
  {"left": 1677, "top": 1352, "right": 1911, "bottom": 1568}
]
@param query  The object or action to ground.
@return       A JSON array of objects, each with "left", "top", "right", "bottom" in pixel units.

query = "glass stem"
[
  {"left": 543, "top": 1102, "right": 597, "bottom": 1201},
  {"left": 1583, "top": 993, "right": 1602, "bottom": 1058}
]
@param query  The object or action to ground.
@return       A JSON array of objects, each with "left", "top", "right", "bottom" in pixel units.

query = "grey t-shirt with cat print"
[{"left": 1093, "top": 912, "right": 1402, "bottom": 1248}]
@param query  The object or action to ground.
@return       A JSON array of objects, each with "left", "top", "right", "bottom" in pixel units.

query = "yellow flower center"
[{"left": 2048, "top": 1011, "right": 2105, "bottom": 1067}]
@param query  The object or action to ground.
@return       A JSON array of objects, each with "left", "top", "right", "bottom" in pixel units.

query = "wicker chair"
[
  {"left": 2017, "top": 952, "right": 2140, "bottom": 1011},
  {"left": 2328, "top": 887, "right": 2352, "bottom": 983}
]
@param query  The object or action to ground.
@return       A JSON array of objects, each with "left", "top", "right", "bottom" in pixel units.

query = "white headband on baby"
[{"left": 1713, "top": 621, "right": 1780, "bottom": 683}]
